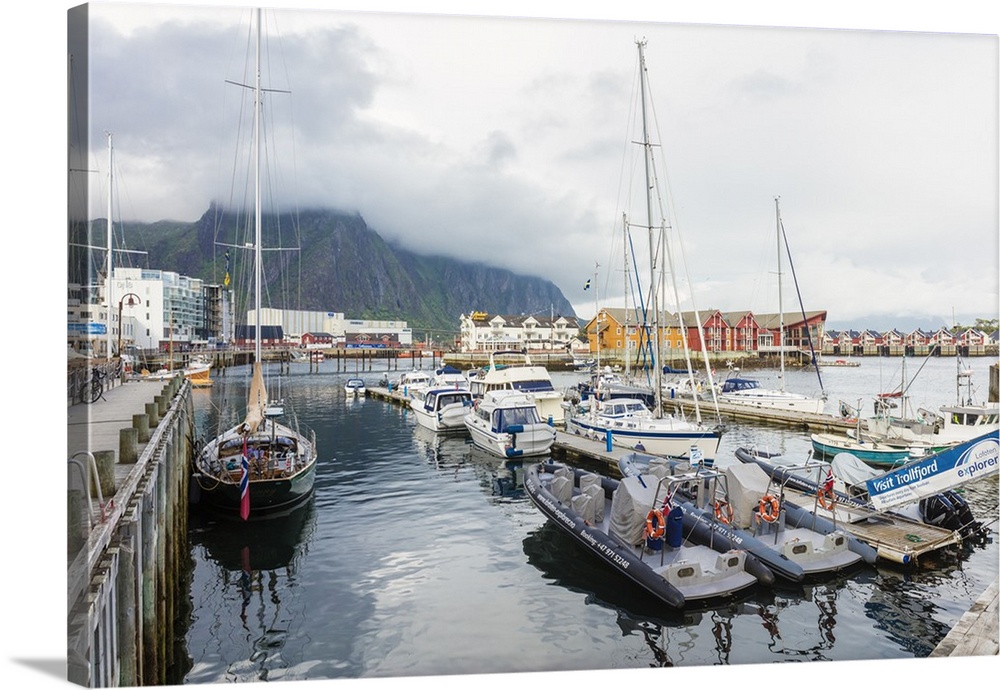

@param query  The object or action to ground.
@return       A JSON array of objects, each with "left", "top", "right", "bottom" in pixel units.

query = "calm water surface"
[{"left": 180, "top": 356, "right": 998, "bottom": 684}]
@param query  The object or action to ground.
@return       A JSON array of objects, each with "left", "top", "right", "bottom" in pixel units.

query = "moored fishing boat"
[{"left": 524, "top": 461, "right": 773, "bottom": 609}]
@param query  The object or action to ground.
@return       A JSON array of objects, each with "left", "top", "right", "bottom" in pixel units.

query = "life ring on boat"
[
  {"left": 644, "top": 508, "right": 666, "bottom": 540},
  {"left": 817, "top": 487, "right": 836, "bottom": 510},
  {"left": 757, "top": 494, "right": 781, "bottom": 523},
  {"left": 714, "top": 500, "right": 734, "bottom": 524}
]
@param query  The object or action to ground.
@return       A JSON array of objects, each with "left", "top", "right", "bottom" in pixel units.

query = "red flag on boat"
[
  {"left": 823, "top": 467, "right": 834, "bottom": 493},
  {"left": 240, "top": 437, "right": 250, "bottom": 520}
]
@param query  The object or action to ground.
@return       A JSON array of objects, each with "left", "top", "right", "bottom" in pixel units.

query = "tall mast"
[
  {"left": 105, "top": 131, "right": 114, "bottom": 361},
  {"left": 254, "top": 7, "right": 262, "bottom": 364},
  {"left": 776, "top": 196, "right": 785, "bottom": 393},
  {"left": 637, "top": 39, "right": 663, "bottom": 417},
  {"left": 622, "top": 212, "right": 630, "bottom": 378}
]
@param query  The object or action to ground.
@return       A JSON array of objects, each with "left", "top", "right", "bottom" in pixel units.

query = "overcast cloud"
[{"left": 74, "top": 1, "right": 999, "bottom": 332}]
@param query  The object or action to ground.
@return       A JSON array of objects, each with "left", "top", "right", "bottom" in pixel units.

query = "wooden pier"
[
  {"left": 67, "top": 373, "right": 195, "bottom": 687},
  {"left": 929, "top": 576, "right": 999, "bottom": 657}
]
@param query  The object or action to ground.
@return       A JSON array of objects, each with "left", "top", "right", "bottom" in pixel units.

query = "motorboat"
[
  {"left": 410, "top": 386, "right": 475, "bottom": 432},
  {"left": 467, "top": 350, "right": 564, "bottom": 424},
  {"left": 619, "top": 452, "right": 874, "bottom": 578},
  {"left": 392, "top": 370, "right": 432, "bottom": 397},
  {"left": 734, "top": 445, "right": 980, "bottom": 564},
  {"left": 524, "top": 461, "right": 773, "bottom": 609},
  {"left": 464, "top": 389, "right": 556, "bottom": 458},
  {"left": 810, "top": 430, "right": 939, "bottom": 467},
  {"left": 344, "top": 378, "right": 366, "bottom": 397}
]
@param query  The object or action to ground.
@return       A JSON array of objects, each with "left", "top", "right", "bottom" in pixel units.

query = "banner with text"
[{"left": 866, "top": 431, "right": 999, "bottom": 511}]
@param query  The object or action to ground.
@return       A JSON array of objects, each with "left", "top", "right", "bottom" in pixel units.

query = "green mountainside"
[{"left": 114, "top": 206, "right": 576, "bottom": 337}]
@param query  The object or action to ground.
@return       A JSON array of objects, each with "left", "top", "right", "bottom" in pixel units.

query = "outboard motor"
[{"left": 919, "top": 490, "right": 985, "bottom": 541}]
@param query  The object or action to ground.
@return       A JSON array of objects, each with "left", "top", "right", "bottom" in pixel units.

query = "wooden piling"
[
  {"left": 119, "top": 428, "right": 139, "bottom": 464},
  {"left": 92, "top": 450, "right": 116, "bottom": 497},
  {"left": 133, "top": 413, "right": 150, "bottom": 443}
]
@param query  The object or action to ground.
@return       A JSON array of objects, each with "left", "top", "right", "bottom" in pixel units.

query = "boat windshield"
[
  {"left": 512, "top": 380, "right": 556, "bottom": 393},
  {"left": 494, "top": 406, "right": 541, "bottom": 430}
]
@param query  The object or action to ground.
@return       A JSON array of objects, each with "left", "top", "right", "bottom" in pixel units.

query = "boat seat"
[
  {"left": 553, "top": 465, "right": 574, "bottom": 481},
  {"left": 583, "top": 483, "right": 605, "bottom": 523},
  {"left": 571, "top": 492, "right": 598, "bottom": 524},
  {"left": 645, "top": 459, "right": 670, "bottom": 481},
  {"left": 578, "top": 472, "right": 601, "bottom": 493},
  {"left": 550, "top": 475, "right": 573, "bottom": 504}
]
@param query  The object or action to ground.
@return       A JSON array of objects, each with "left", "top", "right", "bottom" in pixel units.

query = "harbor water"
[{"left": 179, "top": 355, "right": 998, "bottom": 685}]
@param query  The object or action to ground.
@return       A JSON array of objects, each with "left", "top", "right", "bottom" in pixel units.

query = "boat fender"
[
  {"left": 757, "top": 494, "right": 780, "bottom": 523},
  {"left": 714, "top": 500, "right": 734, "bottom": 524},
  {"left": 644, "top": 509, "right": 666, "bottom": 541}
]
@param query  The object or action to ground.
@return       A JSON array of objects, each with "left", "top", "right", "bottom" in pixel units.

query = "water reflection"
[{"left": 185, "top": 500, "right": 317, "bottom": 683}]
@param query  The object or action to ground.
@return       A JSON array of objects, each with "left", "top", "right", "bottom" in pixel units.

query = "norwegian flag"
[
  {"left": 240, "top": 438, "right": 250, "bottom": 520},
  {"left": 823, "top": 467, "right": 835, "bottom": 493}
]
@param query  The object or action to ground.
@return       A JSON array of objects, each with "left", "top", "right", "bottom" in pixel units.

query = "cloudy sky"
[{"left": 67, "top": 1, "right": 997, "bottom": 332}]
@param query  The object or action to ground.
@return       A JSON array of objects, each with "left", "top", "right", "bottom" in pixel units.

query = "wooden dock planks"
[{"left": 929, "top": 577, "right": 999, "bottom": 657}]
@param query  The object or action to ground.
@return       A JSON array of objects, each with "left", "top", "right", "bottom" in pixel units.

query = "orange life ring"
[
  {"left": 817, "top": 487, "right": 836, "bottom": 511},
  {"left": 644, "top": 508, "right": 666, "bottom": 540},
  {"left": 714, "top": 500, "right": 734, "bottom": 524},
  {"left": 757, "top": 494, "right": 780, "bottom": 523}
]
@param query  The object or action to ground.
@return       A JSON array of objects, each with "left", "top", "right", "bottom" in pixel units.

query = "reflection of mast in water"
[
  {"left": 188, "top": 498, "right": 317, "bottom": 681},
  {"left": 751, "top": 581, "right": 844, "bottom": 660}
]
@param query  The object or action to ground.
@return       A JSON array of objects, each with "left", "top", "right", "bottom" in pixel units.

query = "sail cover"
[{"left": 241, "top": 362, "right": 268, "bottom": 434}]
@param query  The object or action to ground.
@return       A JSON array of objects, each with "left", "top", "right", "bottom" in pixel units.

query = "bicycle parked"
[{"left": 79, "top": 366, "right": 108, "bottom": 404}]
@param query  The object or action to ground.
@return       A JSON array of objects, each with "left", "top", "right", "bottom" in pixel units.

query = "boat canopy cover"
[
  {"left": 724, "top": 463, "right": 772, "bottom": 529},
  {"left": 721, "top": 378, "right": 761, "bottom": 393},
  {"left": 831, "top": 451, "right": 881, "bottom": 487},
  {"left": 241, "top": 362, "right": 267, "bottom": 434},
  {"left": 609, "top": 475, "right": 662, "bottom": 546}
]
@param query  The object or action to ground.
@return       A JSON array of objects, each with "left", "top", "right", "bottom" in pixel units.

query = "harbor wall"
[{"left": 67, "top": 376, "right": 193, "bottom": 687}]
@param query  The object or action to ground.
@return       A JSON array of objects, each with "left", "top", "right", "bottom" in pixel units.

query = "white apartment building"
[{"left": 459, "top": 312, "right": 581, "bottom": 352}]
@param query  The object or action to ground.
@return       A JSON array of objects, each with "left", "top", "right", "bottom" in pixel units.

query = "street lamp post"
[{"left": 117, "top": 292, "right": 140, "bottom": 359}]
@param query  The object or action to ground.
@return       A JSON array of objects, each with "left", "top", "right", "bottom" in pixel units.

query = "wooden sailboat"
[{"left": 192, "top": 8, "right": 317, "bottom": 519}]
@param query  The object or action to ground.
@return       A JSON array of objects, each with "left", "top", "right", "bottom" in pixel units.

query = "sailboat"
[
  {"left": 718, "top": 198, "right": 826, "bottom": 414},
  {"left": 192, "top": 8, "right": 317, "bottom": 519},
  {"left": 563, "top": 40, "right": 723, "bottom": 463}
]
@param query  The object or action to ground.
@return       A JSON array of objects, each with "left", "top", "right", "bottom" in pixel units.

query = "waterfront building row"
[{"left": 68, "top": 268, "right": 412, "bottom": 357}]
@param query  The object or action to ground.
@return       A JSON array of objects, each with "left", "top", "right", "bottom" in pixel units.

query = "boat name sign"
[{"left": 866, "top": 433, "right": 999, "bottom": 511}]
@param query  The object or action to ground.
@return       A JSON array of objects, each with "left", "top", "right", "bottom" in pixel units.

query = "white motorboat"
[
  {"left": 464, "top": 389, "right": 556, "bottom": 458},
  {"left": 344, "top": 378, "right": 366, "bottom": 396},
  {"left": 467, "top": 350, "right": 564, "bottom": 424},
  {"left": 410, "top": 386, "right": 475, "bottom": 432}
]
